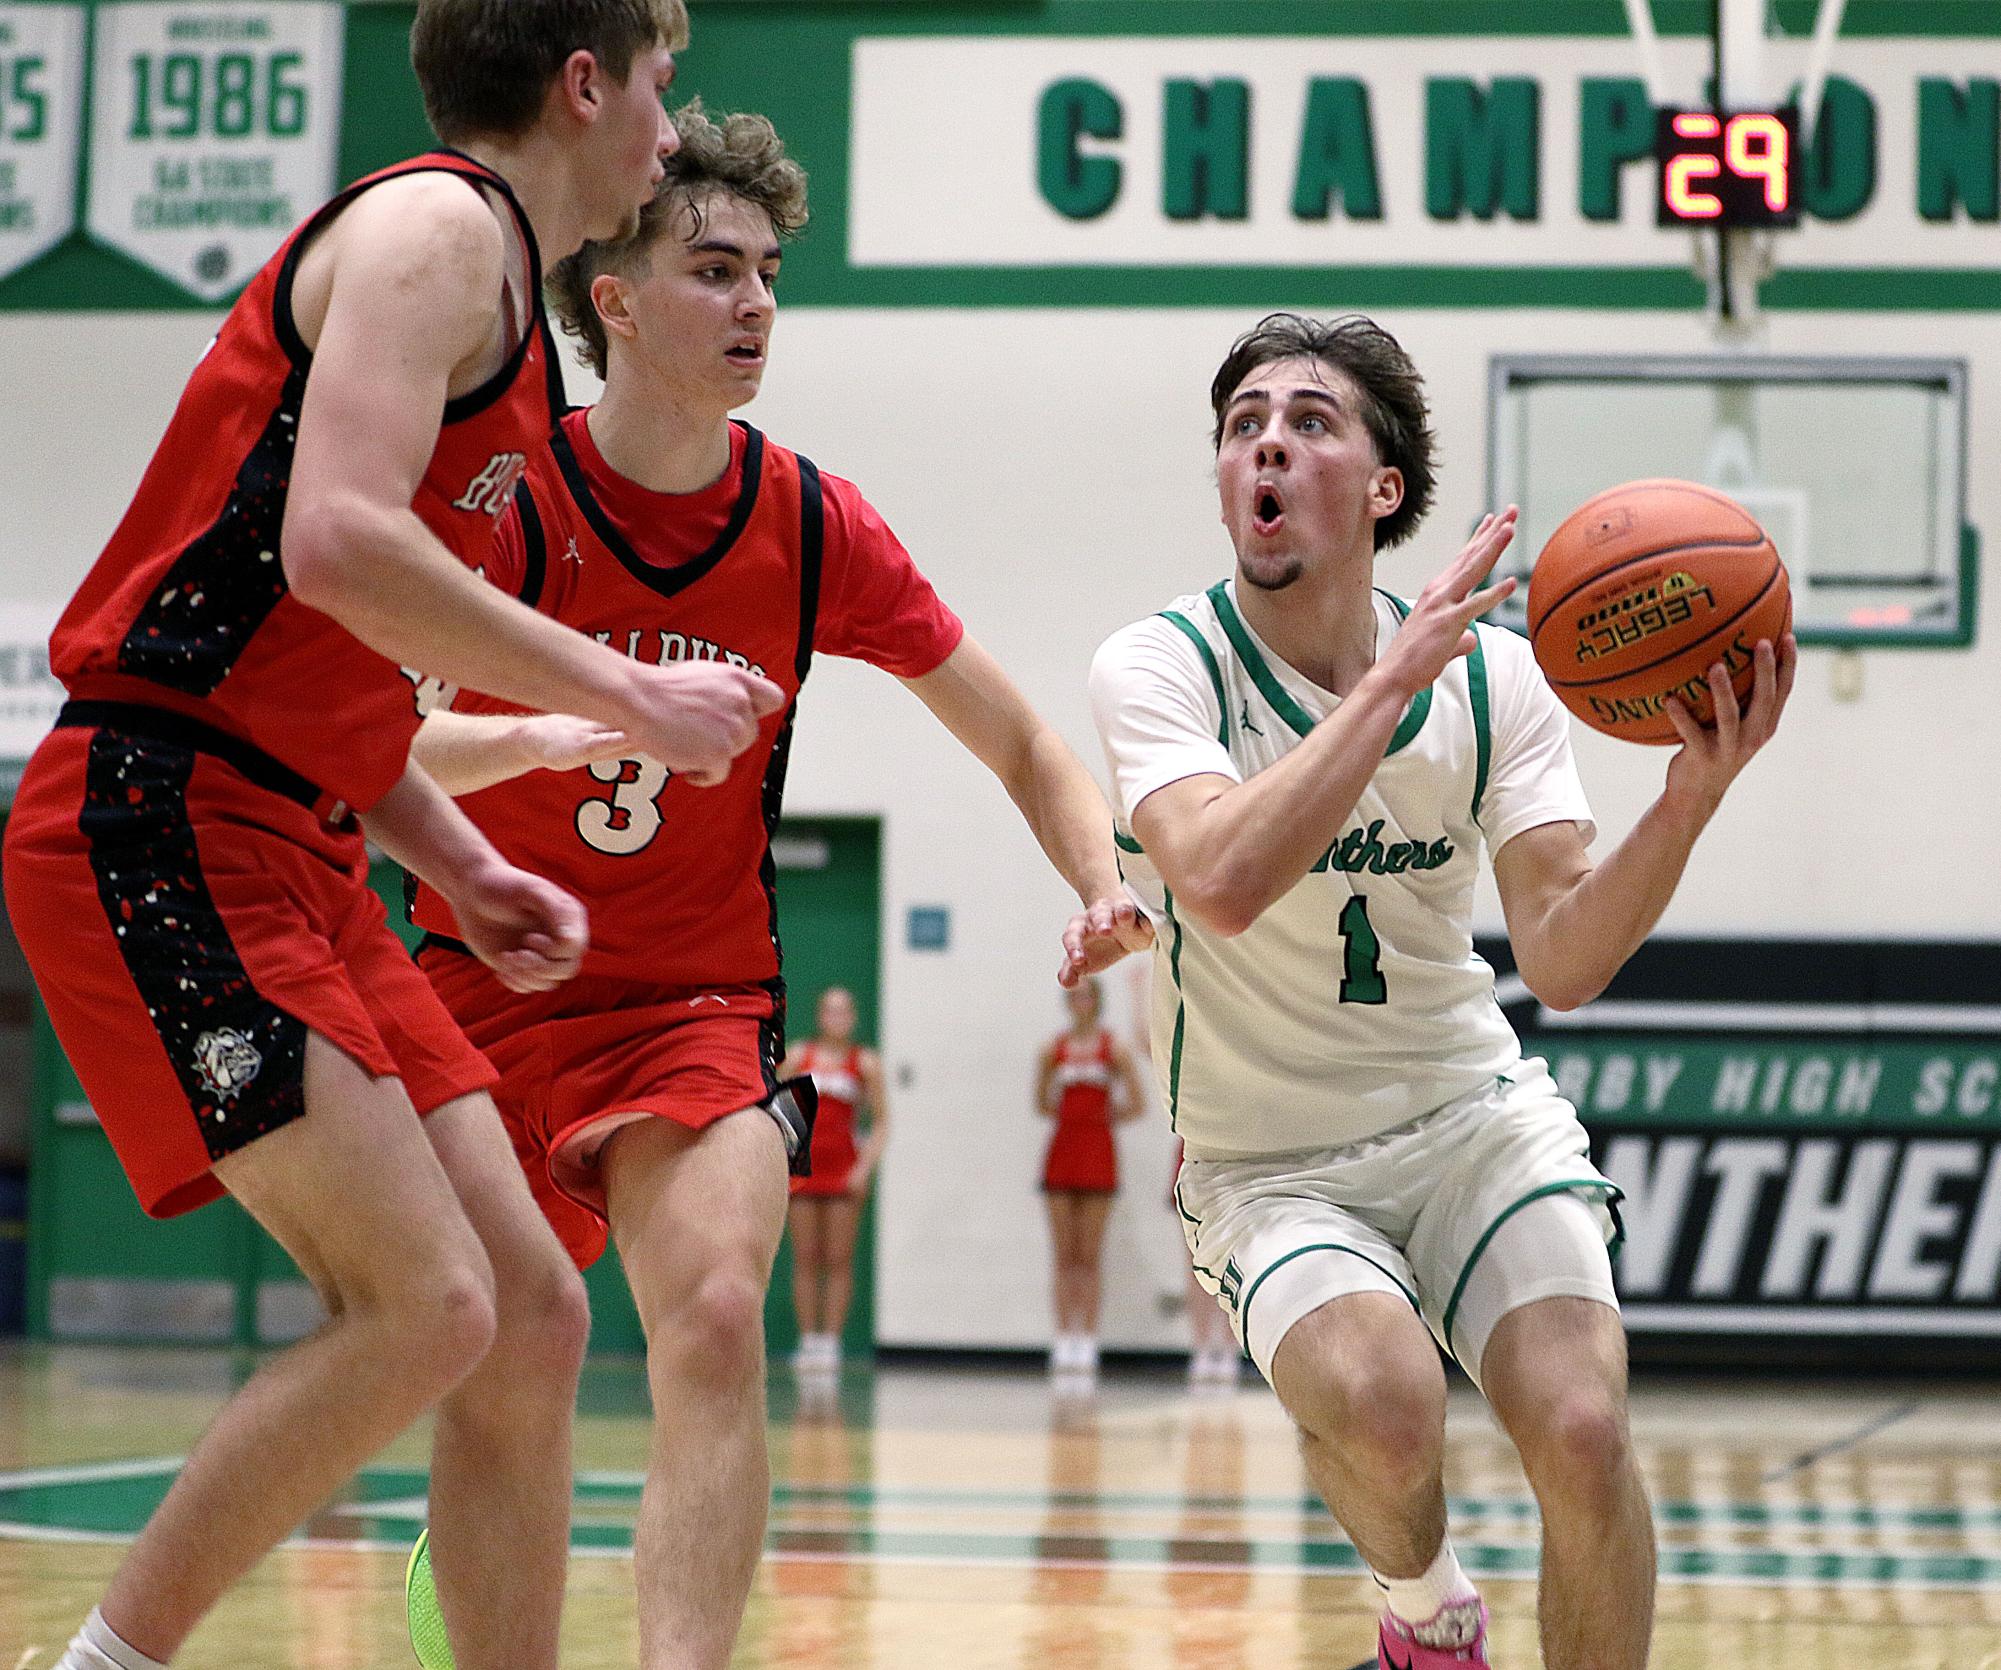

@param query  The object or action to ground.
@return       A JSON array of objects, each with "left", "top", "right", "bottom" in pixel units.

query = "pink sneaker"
[{"left": 1375, "top": 1599, "right": 1492, "bottom": 1668}]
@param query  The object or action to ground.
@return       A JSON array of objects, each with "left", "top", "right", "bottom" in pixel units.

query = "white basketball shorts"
[{"left": 1174, "top": 1060, "right": 1623, "bottom": 1389}]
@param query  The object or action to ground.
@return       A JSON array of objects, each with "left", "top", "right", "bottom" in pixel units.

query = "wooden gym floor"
[{"left": 2, "top": 1342, "right": 1997, "bottom": 1668}]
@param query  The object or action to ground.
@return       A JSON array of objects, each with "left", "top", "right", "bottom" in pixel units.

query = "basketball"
[{"left": 1527, "top": 479, "right": 1792, "bottom": 745}]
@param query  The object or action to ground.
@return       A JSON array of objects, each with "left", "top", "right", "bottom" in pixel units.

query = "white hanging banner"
[
  {"left": 0, "top": 4, "right": 86, "bottom": 281},
  {"left": 86, "top": 0, "right": 343, "bottom": 301}
]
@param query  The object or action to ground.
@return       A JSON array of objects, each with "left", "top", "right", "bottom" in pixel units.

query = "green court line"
[{"left": 6, "top": 1461, "right": 2001, "bottom": 1540}]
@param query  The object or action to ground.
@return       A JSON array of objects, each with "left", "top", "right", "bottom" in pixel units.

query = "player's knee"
[
  {"left": 1295, "top": 1355, "right": 1442, "bottom": 1478},
  {"left": 498, "top": 1254, "right": 592, "bottom": 1383},
  {"left": 1514, "top": 1387, "right": 1632, "bottom": 1503},
  {"left": 657, "top": 1264, "right": 766, "bottom": 1386},
  {"left": 402, "top": 1264, "right": 502, "bottom": 1391}
]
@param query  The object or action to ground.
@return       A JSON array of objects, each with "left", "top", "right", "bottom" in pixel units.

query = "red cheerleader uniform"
[
  {"left": 1041, "top": 1030, "right": 1118, "bottom": 1194},
  {"left": 791, "top": 1041, "right": 863, "bottom": 1197}
]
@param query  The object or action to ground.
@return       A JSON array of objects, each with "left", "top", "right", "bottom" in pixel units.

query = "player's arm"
[
  {"left": 411, "top": 709, "right": 635, "bottom": 797},
  {"left": 1494, "top": 638, "right": 1795, "bottom": 1011},
  {"left": 360, "top": 757, "right": 585, "bottom": 994},
  {"left": 849, "top": 1049, "right": 890, "bottom": 1195},
  {"left": 1125, "top": 513, "right": 1518, "bottom": 938},
  {"left": 280, "top": 179, "right": 779, "bottom": 782},
  {"left": 901, "top": 636, "right": 1152, "bottom": 980},
  {"left": 778, "top": 1044, "right": 809, "bottom": 1081}
]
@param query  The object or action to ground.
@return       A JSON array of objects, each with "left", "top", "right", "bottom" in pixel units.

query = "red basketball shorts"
[
  {"left": 419, "top": 945, "right": 783, "bottom": 1268},
  {"left": 3, "top": 707, "right": 496, "bottom": 1218}
]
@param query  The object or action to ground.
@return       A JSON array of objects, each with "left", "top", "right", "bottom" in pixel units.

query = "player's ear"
[
  {"left": 1368, "top": 465, "right": 1404, "bottom": 527},
  {"left": 555, "top": 49, "right": 601, "bottom": 126},
  {"left": 591, "top": 271, "right": 637, "bottom": 347}
]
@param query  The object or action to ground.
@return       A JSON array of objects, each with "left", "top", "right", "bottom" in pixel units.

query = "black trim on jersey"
[
  {"left": 749, "top": 454, "right": 830, "bottom": 1059},
  {"left": 514, "top": 479, "right": 549, "bottom": 611},
  {"left": 270, "top": 151, "right": 547, "bottom": 427},
  {"left": 415, "top": 931, "right": 473, "bottom": 961},
  {"left": 79, "top": 725, "right": 310, "bottom": 1163},
  {"left": 793, "top": 454, "right": 825, "bottom": 682},
  {"left": 548, "top": 418, "right": 767, "bottom": 601},
  {"left": 56, "top": 700, "right": 347, "bottom": 822},
  {"left": 116, "top": 368, "right": 310, "bottom": 699},
  {"left": 537, "top": 311, "right": 571, "bottom": 422}
]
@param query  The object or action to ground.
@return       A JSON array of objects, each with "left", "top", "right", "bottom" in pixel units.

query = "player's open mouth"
[
  {"left": 1252, "top": 484, "right": 1285, "bottom": 536},
  {"left": 726, "top": 341, "right": 765, "bottom": 367}
]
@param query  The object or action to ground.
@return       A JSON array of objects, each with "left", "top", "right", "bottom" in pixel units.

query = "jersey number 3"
[
  {"left": 576, "top": 757, "right": 670, "bottom": 855},
  {"left": 1337, "top": 895, "right": 1387, "bottom": 1005}
]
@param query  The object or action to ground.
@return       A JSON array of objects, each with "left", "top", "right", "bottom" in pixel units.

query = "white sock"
[
  {"left": 1373, "top": 1542, "right": 1481, "bottom": 1646},
  {"left": 55, "top": 1608, "right": 169, "bottom": 1670}
]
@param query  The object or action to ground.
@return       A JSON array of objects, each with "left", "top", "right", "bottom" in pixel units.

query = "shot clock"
[{"left": 1655, "top": 107, "right": 1800, "bottom": 227}]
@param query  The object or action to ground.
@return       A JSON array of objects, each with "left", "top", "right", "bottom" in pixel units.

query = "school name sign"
[{"left": 848, "top": 35, "right": 2000, "bottom": 272}]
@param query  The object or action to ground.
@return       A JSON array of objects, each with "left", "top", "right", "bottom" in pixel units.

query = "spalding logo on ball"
[{"left": 1527, "top": 479, "right": 1792, "bottom": 745}]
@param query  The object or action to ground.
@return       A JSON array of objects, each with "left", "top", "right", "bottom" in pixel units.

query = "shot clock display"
[{"left": 1655, "top": 107, "right": 1800, "bottom": 227}]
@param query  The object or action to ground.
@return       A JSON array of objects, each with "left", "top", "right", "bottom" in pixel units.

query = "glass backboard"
[{"left": 1486, "top": 356, "right": 1975, "bottom": 648}]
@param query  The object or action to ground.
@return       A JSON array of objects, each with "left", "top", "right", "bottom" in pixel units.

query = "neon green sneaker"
[{"left": 405, "top": 1527, "right": 456, "bottom": 1670}]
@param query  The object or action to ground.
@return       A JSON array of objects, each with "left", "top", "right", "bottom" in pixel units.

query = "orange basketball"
[{"left": 1527, "top": 479, "right": 1791, "bottom": 745}]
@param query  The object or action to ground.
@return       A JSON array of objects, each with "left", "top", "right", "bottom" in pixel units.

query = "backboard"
[{"left": 1486, "top": 354, "right": 1976, "bottom": 648}]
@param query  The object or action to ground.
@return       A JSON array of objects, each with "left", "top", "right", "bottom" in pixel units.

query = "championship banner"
[
  {"left": 85, "top": 0, "right": 342, "bottom": 301},
  {"left": 1485, "top": 936, "right": 2001, "bottom": 1355},
  {"left": 0, "top": 3, "right": 85, "bottom": 282}
]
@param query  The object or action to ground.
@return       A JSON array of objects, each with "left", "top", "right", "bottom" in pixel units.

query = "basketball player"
[
  {"left": 1035, "top": 976, "right": 1142, "bottom": 1377},
  {"left": 1090, "top": 313, "right": 1795, "bottom": 1670},
  {"left": 781, "top": 986, "right": 886, "bottom": 1371},
  {"left": 0, "top": 8, "right": 789, "bottom": 1670},
  {"left": 399, "top": 104, "right": 1149, "bottom": 1670}
]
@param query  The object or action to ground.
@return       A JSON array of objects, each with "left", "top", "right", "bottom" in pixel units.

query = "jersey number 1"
[
  {"left": 1338, "top": 895, "right": 1387, "bottom": 1005},
  {"left": 576, "top": 757, "right": 670, "bottom": 855}
]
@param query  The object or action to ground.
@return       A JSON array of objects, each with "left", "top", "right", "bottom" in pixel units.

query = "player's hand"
[
  {"left": 1374, "top": 507, "right": 1518, "bottom": 700},
  {"left": 1058, "top": 893, "right": 1155, "bottom": 988},
  {"left": 620, "top": 663, "right": 787, "bottom": 787},
  {"left": 518, "top": 713, "right": 633, "bottom": 773},
  {"left": 1661, "top": 634, "right": 1796, "bottom": 819},
  {"left": 845, "top": 1165, "right": 874, "bottom": 1199},
  {"left": 450, "top": 860, "right": 589, "bottom": 994}
]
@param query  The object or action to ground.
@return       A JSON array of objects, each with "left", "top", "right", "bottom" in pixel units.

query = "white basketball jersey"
[{"left": 1089, "top": 579, "right": 1594, "bottom": 1160}]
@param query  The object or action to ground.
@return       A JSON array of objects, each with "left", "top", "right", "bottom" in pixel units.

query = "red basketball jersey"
[
  {"left": 51, "top": 151, "right": 562, "bottom": 815},
  {"left": 410, "top": 407, "right": 962, "bottom": 989}
]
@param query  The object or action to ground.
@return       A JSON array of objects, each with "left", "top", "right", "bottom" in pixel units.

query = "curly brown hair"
[
  {"left": 412, "top": 0, "right": 688, "bottom": 144},
  {"left": 547, "top": 100, "right": 809, "bottom": 379},
  {"left": 1209, "top": 313, "right": 1438, "bottom": 551}
]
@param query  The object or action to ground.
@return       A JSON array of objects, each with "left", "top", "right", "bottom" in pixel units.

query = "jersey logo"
[
  {"left": 453, "top": 451, "right": 528, "bottom": 519},
  {"left": 192, "top": 1027, "right": 263, "bottom": 1101},
  {"left": 1239, "top": 699, "right": 1264, "bottom": 736}
]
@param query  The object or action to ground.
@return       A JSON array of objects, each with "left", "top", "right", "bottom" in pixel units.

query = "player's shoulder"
[
  {"left": 332, "top": 169, "right": 505, "bottom": 280},
  {"left": 1471, "top": 618, "right": 1551, "bottom": 701},
  {"left": 1093, "top": 589, "right": 1219, "bottom": 665}
]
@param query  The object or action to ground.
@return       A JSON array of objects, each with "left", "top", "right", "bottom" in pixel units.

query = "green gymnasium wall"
[{"left": 2, "top": 0, "right": 1996, "bottom": 315}]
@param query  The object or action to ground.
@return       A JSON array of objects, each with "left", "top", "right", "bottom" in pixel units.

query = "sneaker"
[
  {"left": 405, "top": 1528, "right": 455, "bottom": 1670},
  {"left": 1376, "top": 1599, "right": 1491, "bottom": 1668}
]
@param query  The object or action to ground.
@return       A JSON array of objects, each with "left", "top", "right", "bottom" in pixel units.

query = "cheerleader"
[
  {"left": 783, "top": 987, "right": 886, "bottom": 1369},
  {"left": 1036, "top": 978, "right": 1142, "bottom": 1376}
]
